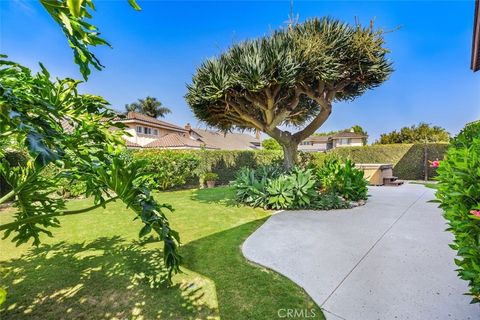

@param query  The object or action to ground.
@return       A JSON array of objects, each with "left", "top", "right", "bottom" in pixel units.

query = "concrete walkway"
[{"left": 242, "top": 184, "right": 480, "bottom": 320}]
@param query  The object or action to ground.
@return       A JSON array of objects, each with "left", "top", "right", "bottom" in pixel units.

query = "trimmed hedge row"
[
  {"left": 308, "top": 143, "right": 449, "bottom": 180},
  {"left": 132, "top": 143, "right": 448, "bottom": 188},
  {"left": 132, "top": 149, "right": 284, "bottom": 185}
]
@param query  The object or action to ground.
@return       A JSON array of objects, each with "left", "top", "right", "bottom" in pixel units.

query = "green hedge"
[
  {"left": 133, "top": 149, "right": 284, "bottom": 185},
  {"left": 132, "top": 143, "right": 449, "bottom": 189},
  {"left": 435, "top": 121, "right": 480, "bottom": 302},
  {"left": 308, "top": 143, "right": 449, "bottom": 180}
]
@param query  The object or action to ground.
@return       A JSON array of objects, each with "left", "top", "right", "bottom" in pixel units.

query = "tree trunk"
[{"left": 281, "top": 141, "right": 298, "bottom": 170}]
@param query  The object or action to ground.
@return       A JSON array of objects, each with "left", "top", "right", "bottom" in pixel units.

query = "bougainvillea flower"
[
  {"left": 429, "top": 159, "right": 440, "bottom": 168},
  {"left": 470, "top": 210, "right": 480, "bottom": 217}
]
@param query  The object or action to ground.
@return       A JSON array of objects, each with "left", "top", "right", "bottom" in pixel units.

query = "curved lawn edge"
[{"left": 1, "top": 187, "right": 325, "bottom": 320}]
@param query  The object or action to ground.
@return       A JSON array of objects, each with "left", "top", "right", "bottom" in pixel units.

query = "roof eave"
[
  {"left": 120, "top": 119, "right": 187, "bottom": 133},
  {"left": 471, "top": 0, "right": 480, "bottom": 71}
]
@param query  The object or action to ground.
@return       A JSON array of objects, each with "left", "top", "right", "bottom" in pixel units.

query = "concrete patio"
[{"left": 242, "top": 184, "right": 480, "bottom": 319}]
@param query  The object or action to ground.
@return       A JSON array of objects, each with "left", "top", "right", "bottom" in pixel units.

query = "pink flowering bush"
[
  {"left": 429, "top": 158, "right": 440, "bottom": 168},
  {"left": 436, "top": 121, "right": 480, "bottom": 303}
]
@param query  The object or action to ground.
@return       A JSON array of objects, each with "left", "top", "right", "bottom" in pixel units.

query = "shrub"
[
  {"left": 312, "top": 193, "right": 351, "bottom": 210},
  {"left": 436, "top": 121, "right": 480, "bottom": 303},
  {"left": 309, "top": 143, "right": 449, "bottom": 180},
  {"left": 195, "top": 150, "right": 284, "bottom": 184},
  {"left": 265, "top": 175, "right": 295, "bottom": 210},
  {"left": 233, "top": 166, "right": 348, "bottom": 210},
  {"left": 232, "top": 167, "right": 269, "bottom": 208},
  {"left": 130, "top": 144, "right": 448, "bottom": 190},
  {"left": 203, "top": 172, "right": 219, "bottom": 181},
  {"left": 132, "top": 150, "right": 200, "bottom": 190},
  {"left": 288, "top": 168, "right": 318, "bottom": 208},
  {"left": 315, "top": 156, "right": 368, "bottom": 201},
  {"left": 262, "top": 138, "right": 282, "bottom": 150}
]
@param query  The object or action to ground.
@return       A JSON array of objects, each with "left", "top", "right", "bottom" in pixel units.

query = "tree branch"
[
  {"left": 0, "top": 190, "right": 15, "bottom": 205},
  {"left": 225, "top": 98, "right": 266, "bottom": 130},
  {"left": 268, "top": 89, "right": 301, "bottom": 129},
  {"left": 301, "top": 84, "right": 330, "bottom": 107},
  {"left": 292, "top": 103, "right": 332, "bottom": 142}
]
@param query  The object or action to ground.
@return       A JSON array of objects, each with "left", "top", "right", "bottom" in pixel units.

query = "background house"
[
  {"left": 298, "top": 129, "right": 366, "bottom": 152},
  {"left": 114, "top": 112, "right": 260, "bottom": 150},
  {"left": 188, "top": 125, "right": 261, "bottom": 150}
]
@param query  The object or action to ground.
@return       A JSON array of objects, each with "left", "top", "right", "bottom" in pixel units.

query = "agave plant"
[
  {"left": 266, "top": 176, "right": 294, "bottom": 210},
  {"left": 232, "top": 167, "right": 268, "bottom": 207},
  {"left": 288, "top": 167, "right": 318, "bottom": 208}
]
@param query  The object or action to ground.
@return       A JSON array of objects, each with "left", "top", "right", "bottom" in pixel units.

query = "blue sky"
[{"left": 1, "top": 0, "right": 479, "bottom": 142}]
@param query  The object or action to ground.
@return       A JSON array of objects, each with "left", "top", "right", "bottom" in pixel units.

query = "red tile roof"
[
  {"left": 191, "top": 128, "right": 261, "bottom": 150},
  {"left": 116, "top": 112, "right": 187, "bottom": 133},
  {"left": 143, "top": 133, "right": 218, "bottom": 149},
  {"left": 124, "top": 140, "right": 142, "bottom": 148}
]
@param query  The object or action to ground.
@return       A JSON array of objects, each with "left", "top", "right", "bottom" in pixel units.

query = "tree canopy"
[
  {"left": 125, "top": 96, "right": 172, "bottom": 118},
  {"left": 376, "top": 123, "right": 450, "bottom": 144},
  {"left": 186, "top": 17, "right": 392, "bottom": 168},
  {"left": 262, "top": 138, "right": 282, "bottom": 150}
]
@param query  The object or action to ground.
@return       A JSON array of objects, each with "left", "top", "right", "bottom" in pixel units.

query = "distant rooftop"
[
  {"left": 116, "top": 111, "right": 187, "bottom": 133},
  {"left": 191, "top": 128, "right": 260, "bottom": 151}
]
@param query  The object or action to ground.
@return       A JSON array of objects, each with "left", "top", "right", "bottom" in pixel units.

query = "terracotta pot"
[{"left": 206, "top": 180, "right": 216, "bottom": 188}]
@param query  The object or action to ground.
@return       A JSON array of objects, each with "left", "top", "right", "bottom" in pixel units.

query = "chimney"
[
  {"left": 255, "top": 129, "right": 261, "bottom": 140},
  {"left": 185, "top": 123, "right": 192, "bottom": 131}
]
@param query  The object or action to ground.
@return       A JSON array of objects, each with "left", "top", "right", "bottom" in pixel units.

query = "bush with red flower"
[{"left": 435, "top": 121, "right": 480, "bottom": 303}]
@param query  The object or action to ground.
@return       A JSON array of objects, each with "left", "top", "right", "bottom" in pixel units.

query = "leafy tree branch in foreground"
[
  {"left": 0, "top": 57, "right": 180, "bottom": 280},
  {"left": 40, "top": 0, "right": 141, "bottom": 79}
]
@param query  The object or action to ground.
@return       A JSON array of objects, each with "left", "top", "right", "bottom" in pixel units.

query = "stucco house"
[
  {"left": 298, "top": 130, "right": 366, "bottom": 152},
  {"left": 114, "top": 112, "right": 260, "bottom": 150}
]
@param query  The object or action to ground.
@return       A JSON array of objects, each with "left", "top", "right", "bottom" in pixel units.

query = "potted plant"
[{"left": 203, "top": 172, "right": 219, "bottom": 188}]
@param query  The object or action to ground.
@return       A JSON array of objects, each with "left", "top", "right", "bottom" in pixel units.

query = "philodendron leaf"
[
  {"left": 67, "top": 0, "right": 84, "bottom": 17},
  {"left": 139, "top": 224, "right": 152, "bottom": 238}
]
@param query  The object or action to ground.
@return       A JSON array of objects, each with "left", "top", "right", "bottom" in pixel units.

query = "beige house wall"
[
  {"left": 332, "top": 137, "right": 363, "bottom": 148},
  {"left": 298, "top": 142, "right": 328, "bottom": 151},
  {"left": 123, "top": 123, "right": 184, "bottom": 147}
]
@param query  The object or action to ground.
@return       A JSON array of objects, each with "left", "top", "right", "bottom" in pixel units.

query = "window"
[
  {"left": 153, "top": 129, "right": 158, "bottom": 136},
  {"left": 339, "top": 138, "right": 351, "bottom": 145},
  {"left": 143, "top": 127, "right": 151, "bottom": 135},
  {"left": 136, "top": 126, "right": 142, "bottom": 133}
]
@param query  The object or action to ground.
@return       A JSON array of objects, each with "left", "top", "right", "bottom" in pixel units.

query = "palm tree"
[{"left": 124, "top": 96, "right": 171, "bottom": 118}]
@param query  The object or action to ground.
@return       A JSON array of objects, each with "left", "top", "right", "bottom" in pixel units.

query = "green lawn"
[
  {"left": 409, "top": 181, "right": 439, "bottom": 190},
  {"left": 0, "top": 187, "right": 323, "bottom": 320}
]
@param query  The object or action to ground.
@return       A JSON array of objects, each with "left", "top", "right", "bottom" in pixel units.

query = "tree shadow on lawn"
[
  {"left": 180, "top": 218, "right": 324, "bottom": 320},
  {"left": 0, "top": 236, "right": 217, "bottom": 320},
  {"left": 190, "top": 186, "right": 238, "bottom": 207},
  {"left": 1, "top": 219, "right": 323, "bottom": 320}
]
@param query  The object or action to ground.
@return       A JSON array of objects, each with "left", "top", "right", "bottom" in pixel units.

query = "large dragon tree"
[{"left": 186, "top": 18, "right": 393, "bottom": 168}]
